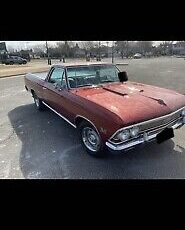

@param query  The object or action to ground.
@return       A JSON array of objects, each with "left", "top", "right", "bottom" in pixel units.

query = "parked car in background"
[
  {"left": 133, "top": 53, "right": 142, "bottom": 59},
  {"left": 34, "top": 55, "right": 41, "bottom": 59},
  {"left": 2, "top": 56, "right": 27, "bottom": 65},
  {"left": 175, "top": 55, "right": 185, "bottom": 58},
  {"left": 24, "top": 62, "right": 185, "bottom": 157}
]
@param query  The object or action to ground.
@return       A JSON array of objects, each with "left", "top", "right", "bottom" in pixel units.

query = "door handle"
[{"left": 42, "top": 87, "right": 47, "bottom": 90}]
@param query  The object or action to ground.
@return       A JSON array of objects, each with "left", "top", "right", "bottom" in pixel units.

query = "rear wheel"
[
  {"left": 77, "top": 121, "right": 106, "bottom": 157},
  {"left": 33, "top": 92, "right": 45, "bottom": 111}
]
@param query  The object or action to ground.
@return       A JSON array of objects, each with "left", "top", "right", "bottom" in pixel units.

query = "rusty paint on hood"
[{"left": 73, "top": 81, "right": 185, "bottom": 126}]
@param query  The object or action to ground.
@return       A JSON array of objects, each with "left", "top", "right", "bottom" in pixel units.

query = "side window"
[{"left": 49, "top": 68, "right": 66, "bottom": 88}]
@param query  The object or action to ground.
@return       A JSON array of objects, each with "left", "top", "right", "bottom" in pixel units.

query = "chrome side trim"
[
  {"left": 42, "top": 102, "right": 76, "bottom": 128},
  {"left": 109, "top": 106, "right": 185, "bottom": 141}
]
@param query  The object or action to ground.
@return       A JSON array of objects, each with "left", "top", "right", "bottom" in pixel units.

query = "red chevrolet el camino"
[{"left": 24, "top": 62, "right": 185, "bottom": 157}]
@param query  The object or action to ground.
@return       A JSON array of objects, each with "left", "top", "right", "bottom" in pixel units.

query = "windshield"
[{"left": 67, "top": 65, "right": 120, "bottom": 88}]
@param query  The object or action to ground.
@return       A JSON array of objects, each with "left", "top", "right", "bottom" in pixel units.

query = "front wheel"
[
  {"left": 33, "top": 93, "right": 45, "bottom": 111},
  {"left": 78, "top": 121, "right": 106, "bottom": 157}
]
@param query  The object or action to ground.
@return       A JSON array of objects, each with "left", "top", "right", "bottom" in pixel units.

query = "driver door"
[{"left": 42, "top": 67, "right": 67, "bottom": 112}]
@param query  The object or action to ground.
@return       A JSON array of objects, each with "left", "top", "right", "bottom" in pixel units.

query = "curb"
[
  {"left": 0, "top": 73, "right": 26, "bottom": 79},
  {"left": 0, "top": 70, "right": 49, "bottom": 79}
]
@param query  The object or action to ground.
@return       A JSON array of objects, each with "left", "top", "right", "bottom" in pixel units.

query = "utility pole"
[
  {"left": 98, "top": 41, "right": 101, "bottom": 61},
  {"left": 46, "top": 41, "right": 51, "bottom": 65},
  {"left": 106, "top": 41, "right": 109, "bottom": 58},
  {"left": 112, "top": 41, "right": 114, "bottom": 63},
  {"left": 126, "top": 41, "right": 128, "bottom": 58}
]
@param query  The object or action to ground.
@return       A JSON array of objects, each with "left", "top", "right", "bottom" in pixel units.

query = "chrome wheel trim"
[{"left": 82, "top": 127, "right": 101, "bottom": 152}]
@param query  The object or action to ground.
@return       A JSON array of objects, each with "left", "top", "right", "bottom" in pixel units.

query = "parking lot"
[{"left": 0, "top": 56, "right": 185, "bottom": 179}]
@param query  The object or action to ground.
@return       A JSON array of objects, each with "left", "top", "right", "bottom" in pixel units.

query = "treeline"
[
  {"left": 46, "top": 41, "right": 109, "bottom": 59},
  {"left": 38, "top": 41, "right": 185, "bottom": 59},
  {"left": 45, "top": 41, "right": 155, "bottom": 59},
  {"left": 114, "top": 41, "right": 185, "bottom": 57},
  {"left": 6, "top": 41, "right": 185, "bottom": 60}
]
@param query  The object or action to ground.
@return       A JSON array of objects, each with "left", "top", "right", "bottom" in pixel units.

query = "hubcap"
[{"left": 82, "top": 127, "right": 101, "bottom": 152}]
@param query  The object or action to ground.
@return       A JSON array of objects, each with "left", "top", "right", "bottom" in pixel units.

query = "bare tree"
[
  {"left": 55, "top": 41, "right": 72, "bottom": 58},
  {"left": 176, "top": 41, "right": 185, "bottom": 47},
  {"left": 135, "top": 41, "right": 153, "bottom": 54},
  {"left": 159, "top": 41, "right": 174, "bottom": 55},
  {"left": 55, "top": 42, "right": 65, "bottom": 58},
  {"left": 115, "top": 41, "right": 152, "bottom": 57},
  {"left": 80, "top": 41, "right": 96, "bottom": 50},
  {"left": 30, "top": 44, "right": 46, "bottom": 58},
  {"left": 115, "top": 41, "right": 128, "bottom": 58},
  {"left": 68, "top": 41, "right": 75, "bottom": 48},
  {"left": 80, "top": 41, "right": 98, "bottom": 57},
  {"left": 33, "top": 44, "right": 46, "bottom": 53}
]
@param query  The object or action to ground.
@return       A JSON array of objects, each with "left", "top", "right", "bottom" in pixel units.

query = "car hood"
[{"left": 73, "top": 82, "right": 185, "bottom": 126}]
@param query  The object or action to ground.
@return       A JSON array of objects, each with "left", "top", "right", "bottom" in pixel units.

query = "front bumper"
[{"left": 106, "top": 118, "right": 185, "bottom": 151}]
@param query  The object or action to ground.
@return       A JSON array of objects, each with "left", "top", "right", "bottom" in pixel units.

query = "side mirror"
[{"left": 118, "top": 71, "right": 128, "bottom": 83}]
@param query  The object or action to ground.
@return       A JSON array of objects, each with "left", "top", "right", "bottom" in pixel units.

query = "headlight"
[
  {"left": 130, "top": 126, "right": 140, "bottom": 137},
  {"left": 182, "top": 109, "right": 185, "bottom": 117},
  {"left": 117, "top": 129, "right": 130, "bottom": 141}
]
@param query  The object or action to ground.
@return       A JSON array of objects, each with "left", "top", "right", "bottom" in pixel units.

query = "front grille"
[
  {"left": 139, "top": 110, "right": 182, "bottom": 132},
  {"left": 109, "top": 107, "right": 184, "bottom": 145},
  {"left": 147, "top": 118, "right": 180, "bottom": 136}
]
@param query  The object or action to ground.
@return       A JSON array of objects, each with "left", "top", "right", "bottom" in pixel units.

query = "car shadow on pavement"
[
  {"left": 8, "top": 103, "right": 80, "bottom": 178},
  {"left": 8, "top": 103, "right": 185, "bottom": 179}
]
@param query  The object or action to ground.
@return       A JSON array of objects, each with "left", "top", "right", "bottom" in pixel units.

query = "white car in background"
[{"left": 133, "top": 53, "right": 142, "bottom": 59}]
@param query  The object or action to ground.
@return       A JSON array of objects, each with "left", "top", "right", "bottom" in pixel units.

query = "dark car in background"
[{"left": 2, "top": 56, "right": 27, "bottom": 65}]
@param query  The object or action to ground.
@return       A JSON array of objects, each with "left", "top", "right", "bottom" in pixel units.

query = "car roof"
[{"left": 51, "top": 61, "right": 115, "bottom": 68}]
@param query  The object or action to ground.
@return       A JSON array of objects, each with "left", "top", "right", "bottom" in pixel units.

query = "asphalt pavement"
[{"left": 0, "top": 57, "right": 185, "bottom": 179}]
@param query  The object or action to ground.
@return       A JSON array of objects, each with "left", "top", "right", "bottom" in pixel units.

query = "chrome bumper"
[{"left": 106, "top": 118, "right": 185, "bottom": 151}]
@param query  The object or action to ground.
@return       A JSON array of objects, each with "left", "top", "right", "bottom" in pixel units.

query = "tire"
[
  {"left": 77, "top": 121, "right": 106, "bottom": 157},
  {"left": 33, "top": 92, "right": 45, "bottom": 111},
  {"left": 10, "top": 61, "right": 14, "bottom": 65}
]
